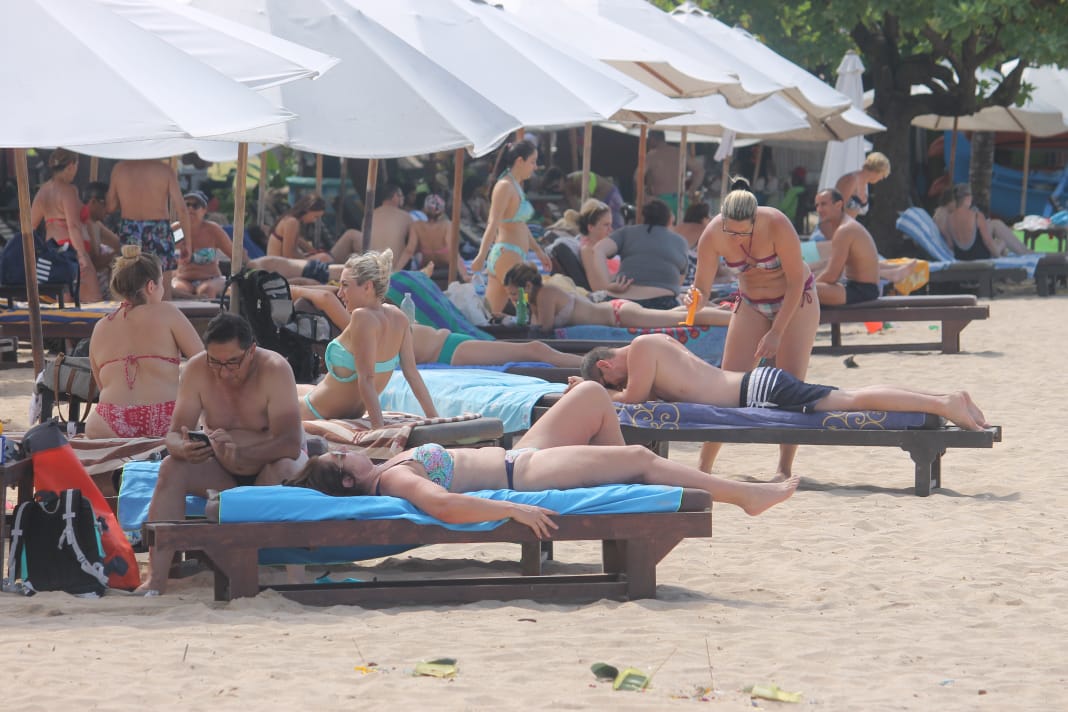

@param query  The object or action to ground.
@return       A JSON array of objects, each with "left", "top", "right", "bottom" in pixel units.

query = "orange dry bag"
[{"left": 23, "top": 420, "right": 141, "bottom": 590}]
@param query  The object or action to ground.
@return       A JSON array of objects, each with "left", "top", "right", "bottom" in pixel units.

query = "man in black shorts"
[{"left": 813, "top": 189, "right": 881, "bottom": 305}]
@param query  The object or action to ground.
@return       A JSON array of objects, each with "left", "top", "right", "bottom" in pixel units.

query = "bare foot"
[
  {"left": 420, "top": 260, "right": 436, "bottom": 277},
  {"left": 134, "top": 581, "right": 164, "bottom": 596},
  {"left": 944, "top": 392, "right": 980, "bottom": 430},
  {"left": 741, "top": 475, "right": 800, "bottom": 516},
  {"left": 961, "top": 391, "right": 989, "bottom": 428}
]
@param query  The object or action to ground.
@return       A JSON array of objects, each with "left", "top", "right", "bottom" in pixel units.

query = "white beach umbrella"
[
  {"left": 496, "top": 0, "right": 768, "bottom": 104},
  {"left": 1, "top": 0, "right": 303, "bottom": 373},
  {"left": 819, "top": 51, "right": 871, "bottom": 191}
]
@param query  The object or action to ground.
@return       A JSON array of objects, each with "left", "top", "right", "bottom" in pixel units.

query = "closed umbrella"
[{"left": 819, "top": 51, "right": 870, "bottom": 191}]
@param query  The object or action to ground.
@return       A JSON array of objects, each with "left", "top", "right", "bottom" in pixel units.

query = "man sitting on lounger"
[
  {"left": 813, "top": 189, "right": 881, "bottom": 305},
  {"left": 574, "top": 333, "right": 988, "bottom": 431},
  {"left": 136, "top": 312, "right": 307, "bottom": 595}
]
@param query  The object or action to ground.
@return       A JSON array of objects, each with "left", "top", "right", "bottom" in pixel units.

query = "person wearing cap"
[
  {"left": 106, "top": 158, "right": 193, "bottom": 300},
  {"left": 398, "top": 193, "right": 466, "bottom": 278},
  {"left": 172, "top": 190, "right": 233, "bottom": 299}
]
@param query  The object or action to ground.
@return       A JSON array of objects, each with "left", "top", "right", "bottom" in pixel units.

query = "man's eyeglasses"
[
  {"left": 722, "top": 221, "right": 755, "bottom": 238},
  {"left": 207, "top": 347, "right": 251, "bottom": 372}
]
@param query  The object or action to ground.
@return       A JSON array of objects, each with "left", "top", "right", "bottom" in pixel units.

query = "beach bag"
[
  {"left": 23, "top": 419, "right": 140, "bottom": 590},
  {"left": 885, "top": 258, "right": 931, "bottom": 296},
  {"left": 41, "top": 353, "right": 98, "bottom": 423},
  {"left": 223, "top": 268, "right": 323, "bottom": 383},
  {"left": 1, "top": 232, "right": 80, "bottom": 286},
  {"left": 5, "top": 489, "right": 109, "bottom": 597}
]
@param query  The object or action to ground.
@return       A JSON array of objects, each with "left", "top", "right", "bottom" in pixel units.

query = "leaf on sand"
[{"left": 414, "top": 658, "right": 458, "bottom": 678}]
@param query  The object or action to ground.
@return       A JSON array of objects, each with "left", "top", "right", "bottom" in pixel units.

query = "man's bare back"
[
  {"left": 612, "top": 334, "right": 744, "bottom": 406},
  {"left": 107, "top": 160, "right": 182, "bottom": 220},
  {"left": 369, "top": 205, "right": 413, "bottom": 264}
]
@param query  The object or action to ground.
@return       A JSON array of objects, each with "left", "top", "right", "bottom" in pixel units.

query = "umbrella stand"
[
  {"left": 580, "top": 122, "right": 593, "bottom": 204},
  {"left": 636, "top": 124, "right": 648, "bottom": 217},
  {"left": 1020, "top": 132, "right": 1032, "bottom": 216},
  {"left": 449, "top": 148, "right": 464, "bottom": 284},
  {"left": 257, "top": 152, "right": 268, "bottom": 228},
  {"left": 337, "top": 156, "right": 348, "bottom": 236},
  {"left": 13, "top": 149, "right": 45, "bottom": 375},
  {"left": 229, "top": 142, "right": 249, "bottom": 314},
  {"left": 361, "top": 159, "right": 379, "bottom": 252},
  {"left": 948, "top": 116, "right": 959, "bottom": 182},
  {"left": 675, "top": 127, "right": 688, "bottom": 224}
]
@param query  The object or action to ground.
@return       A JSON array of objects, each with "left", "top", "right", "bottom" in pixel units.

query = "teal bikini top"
[
  {"left": 190, "top": 247, "right": 217, "bottom": 265},
  {"left": 324, "top": 338, "right": 399, "bottom": 383},
  {"left": 501, "top": 172, "right": 535, "bottom": 224}
]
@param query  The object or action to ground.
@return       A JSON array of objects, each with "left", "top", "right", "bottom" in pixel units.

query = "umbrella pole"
[
  {"left": 1020, "top": 132, "right": 1032, "bottom": 217},
  {"left": 948, "top": 117, "right": 959, "bottom": 182},
  {"left": 449, "top": 149, "right": 465, "bottom": 284},
  {"left": 636, "top": 125, "right": 648, "bottom": 218},
  {"left": 89, "top": 156, "right": 99, "bottom": 183},
  {"left": 580, "top": 122, "right": 593, "bottom": 204},
  {"left": 257, "top": 152, "right": 268, "bottom": 228},
  {"left": 314, "top": 154, "right": 324, "bottom": 248},
  {"left": 361, "top": 159, "right": 379, "bottom": 252},
  {"left": 337, "top": 156, "right": 347, "bottom": 236},
  {"left": 676, "top": 127, "right": 688, "bottom": 225},
  {"left": 229, "top": 143, "right": 249, "bottom": 314},
  {"left": 751, "top": 144, "right": 763, "bottom": 187},
  {"left": 14, "top": 149, "right": 45, "bottom": 375},
  {"left": 720, "top": 155, "right": 731, "bottom": 203},
  {"left": 569, "top": 127, "right": 579, "bottom": 171}
]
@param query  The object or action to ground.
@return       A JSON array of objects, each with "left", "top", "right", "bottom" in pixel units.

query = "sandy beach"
[{"left": 1, "top": 291, "right": 1064, "bottom": 711}]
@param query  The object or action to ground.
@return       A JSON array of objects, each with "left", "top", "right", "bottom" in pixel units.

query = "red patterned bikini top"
[{"left": 101, "top": 303, "right": 180, "bottom": 388}]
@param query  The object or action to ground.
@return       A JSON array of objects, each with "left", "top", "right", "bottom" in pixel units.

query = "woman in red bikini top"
[
  {"left": 690, "top": 177, "right": 821, "bottom": 480},
  {"left": 85, "top": 246, "right": 204, "bottom": 439},
  {"left": 28, "top": 148, "right": 102, "bottom": 303}
]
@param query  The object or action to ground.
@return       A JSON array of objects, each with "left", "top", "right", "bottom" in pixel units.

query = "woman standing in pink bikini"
[
  {"left": 690, "top": 177, "right": 820, "bottom": 479},
  {"left": 86, "top": 246, "right": 204, "bottom": 438}
]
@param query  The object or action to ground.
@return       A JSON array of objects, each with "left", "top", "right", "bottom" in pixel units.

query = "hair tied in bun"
[
  {"left": 729, "top": 176, "right": 751, "bottom": 192},
  {"left": 121, "top": 245, "right": 142, "bottom": 259}
]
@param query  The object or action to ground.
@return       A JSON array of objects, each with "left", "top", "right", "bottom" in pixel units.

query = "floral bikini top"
[{"left": 401, "top": 443, "right": 455, "bottom": 490}]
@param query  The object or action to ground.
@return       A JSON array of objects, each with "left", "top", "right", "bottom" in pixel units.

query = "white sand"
[{"left": 1, "top": 293, "right": 1063, "bottom": 710}]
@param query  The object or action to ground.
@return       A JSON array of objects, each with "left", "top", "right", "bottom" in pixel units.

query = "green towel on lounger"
[{"left": 387, "top": 271, "right": 493, "bottom": 340}]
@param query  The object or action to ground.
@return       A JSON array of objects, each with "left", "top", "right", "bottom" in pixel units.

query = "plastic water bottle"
[
  {"left": 400, "top": 292, "right": 416, "bottom": 325},
  {"left": 516, "top": 287, "right": 529, "bottom": 327},
  {"left": 472, "top": 271, "right": 486, "bottom": 298}
]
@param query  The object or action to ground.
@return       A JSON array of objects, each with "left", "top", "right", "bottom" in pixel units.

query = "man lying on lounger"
[{"left": 573, "top": 334, "right": 988, "bottom": 431}]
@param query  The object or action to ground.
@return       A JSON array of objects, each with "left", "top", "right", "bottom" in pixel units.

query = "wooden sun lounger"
[
  {"left": 142, "top": 488, "right": 713, "bottom": 605},
  {"left": 817, "top": 294, "right": 990, "bottom": 354},
  {"left": 0, "top": 300, "right": 221, "bottom": 342}
]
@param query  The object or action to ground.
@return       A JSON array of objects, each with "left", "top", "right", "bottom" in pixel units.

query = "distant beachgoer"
[
  {"left": 107, "top": 158, "right": 192, "bottom": 300},
  {"left": 835, "top": 152, "right": 890, "bottom": 219},
  {"left": 367, "top": 184, "right": 415, "bottom": 269},
  {"left": 86, "top": 246, "right": 204, "bottom": 439},
  {"left": 267, "top": 193, "right": 331, "bottom": 266},
  {"left": 813, "top": 189, "right": 881, "bottom": 305},
  {"left": 470, "top": 141, "right": 553, "bottom": 313},
  {"left": 172, "top": 191, "right": 233, "bottom": 299},
  {"left": 543, "top": 167, "right": 625, "bottom": 229},
  {"left": 934, "top": 184, "right": 1033, "bottom": 259},
  {"left": 637, "top": 130, "right": 705, "bottom": 216}
]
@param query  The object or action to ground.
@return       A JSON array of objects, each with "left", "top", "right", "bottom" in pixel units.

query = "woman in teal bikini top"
[{"left": 297, "top": 249, "right": 438, "bottom": 427}]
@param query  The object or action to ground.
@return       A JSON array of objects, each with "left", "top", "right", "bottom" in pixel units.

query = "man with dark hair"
[
  {"left": 368, "top": 182, "right": 415, "bottom": 267},
  {"left": 136, "top": 312, "right": 306, "bottom": 595},
  {"left": 813, "top": 189, "right": 881, "bottom": 305},
  {"left": 82, "top": 181, "right": 121, "bottom": 298}
]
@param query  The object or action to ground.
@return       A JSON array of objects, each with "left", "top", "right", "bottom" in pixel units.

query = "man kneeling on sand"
[
  {"left": 136, "top": 313, "right": 307, "bottom": 595},
  {"left": 573, "top": 334, "right": 988, "bottom": 431}
]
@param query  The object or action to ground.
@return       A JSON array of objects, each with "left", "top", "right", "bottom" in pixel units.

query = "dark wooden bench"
[
  {"left": 142, "top": 488, "right": 713, "bottom": 605},
  {"left": 817, "top": 294, "right": 989, "bottom": 354},
  {"left": 0, "top": 283, "right": 76, "bottom": 308}
]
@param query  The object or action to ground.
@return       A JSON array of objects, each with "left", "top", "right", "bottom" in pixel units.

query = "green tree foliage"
[{"left": 652, "top": 0, "right": 1068, "bottom": 253}]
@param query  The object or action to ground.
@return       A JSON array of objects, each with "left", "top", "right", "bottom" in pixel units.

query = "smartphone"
[
  {"left": 172, "top": 227, "right": 185, "bottom": 243},
  {"left": 187, "top": 430, "right": 211, "bottom": 446}
]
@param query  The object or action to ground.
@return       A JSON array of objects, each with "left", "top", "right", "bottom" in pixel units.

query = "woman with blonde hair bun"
[
  {"left": 86, "top": 245, "right": 204, "bottom": 438},
  {"left": 297, "top": 249, "right": 438, "bottom": 428}
]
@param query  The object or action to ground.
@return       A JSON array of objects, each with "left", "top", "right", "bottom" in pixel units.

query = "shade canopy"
[
  {"left": 820, "top": 51, "right": 872, "bottom": 190},
  {"left": 0, "top": 0, "right": 297, "bottom": 148}
]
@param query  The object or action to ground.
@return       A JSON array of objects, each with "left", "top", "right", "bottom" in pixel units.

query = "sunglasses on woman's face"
[{"left": 185, "top": 202, "right": 202, "bottom": 210}]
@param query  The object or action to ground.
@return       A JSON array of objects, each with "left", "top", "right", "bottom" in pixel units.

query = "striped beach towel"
[{"left": 387, "top": 271, "right": 493, "bottom": 340}]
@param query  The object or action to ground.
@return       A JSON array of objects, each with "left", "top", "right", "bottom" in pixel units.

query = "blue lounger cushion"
[{"left": 897, "top": 207, "right": 1043, "bottom": 277}]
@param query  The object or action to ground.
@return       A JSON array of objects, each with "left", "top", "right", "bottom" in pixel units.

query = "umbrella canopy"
[
  {"left": 497, "top": 0, "right": 767, "bottom": 104},
  {"left": 670, "top": 3, "right": 852, "bottom": 121},
  {"left": 912, "top": 99, "right": 1067, "bottom": 137},
  {"left": 819, "top": 51, "right": 871, "bottom": 190},
  {"left": 186, "top": 0, "right": 521, "bottom": 158},
  {"left": 353, "top": 0, "right": 635, "bottom": 129},
  {"left": 0, "top": 0, "right": 296, "bottom": 148}
]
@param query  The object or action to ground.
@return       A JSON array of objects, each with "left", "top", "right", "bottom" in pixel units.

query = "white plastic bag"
[{"left": 445, "top": 281, "right": 492, "bottom": 326}]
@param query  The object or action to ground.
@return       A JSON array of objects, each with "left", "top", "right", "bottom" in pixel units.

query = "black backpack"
[
  {"left": 222, "top": 269, "right": 328, "bottom": 384},
  {"left": 5, "top": 489, "right": 109, "bottom": 597}
]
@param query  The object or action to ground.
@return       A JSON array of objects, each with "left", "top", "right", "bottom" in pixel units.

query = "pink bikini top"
[{"left": 101, "top": 302, "right": 180, "bottom": 388}]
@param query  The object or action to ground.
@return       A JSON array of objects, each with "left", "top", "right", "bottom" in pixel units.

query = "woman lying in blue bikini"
[
  {"left": 287, "top": 381, "right": 800, "bottom": 537},
  {"left": 296, "top": 249, "right": 438, "bottom": 428},
  {"left": 470, "top": 140, "right": 553, "bottom": 313}
]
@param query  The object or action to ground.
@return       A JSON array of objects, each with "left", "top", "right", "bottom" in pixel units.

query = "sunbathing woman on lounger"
[
  {"left": 503, "top": 263, "right": 731, "bottom": 331},
  {"left": 286, "top": 380, "right": 799, "bottom": 537},
  {"left": 289, "top": 284, "right": 582, "bottom": 368},
  {"left": 86, "top": 246, "right": 204, "bottom": 438},
  {"left": 296, "top": 250, "right": 438, "bottom": 428},
  {"left": 575, "top": 334, "right": 989, "bottom": 431}
]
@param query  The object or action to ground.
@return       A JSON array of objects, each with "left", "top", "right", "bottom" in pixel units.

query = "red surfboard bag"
[{"left": 23, "top": 420, "right": 141, "bottom": 590}]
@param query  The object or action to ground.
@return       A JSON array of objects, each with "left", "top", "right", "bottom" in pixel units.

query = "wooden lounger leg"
[
  {"left": 831, "top": 323, "right": 842, "bottom": 348},
  {"left": 903, "top": 443, "right": 943, "bottom": 497},
  {"left": 197, "top": 545, "right": 260, "bottom": 601},
  {"left": 940, "top": 319, "right": 970, "bottom": 354},
  {"left": 602, "top": 535, "right": 687, "bottom": 599}
]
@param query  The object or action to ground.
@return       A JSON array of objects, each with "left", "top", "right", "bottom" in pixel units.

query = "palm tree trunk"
[{"left": 969, "top": 131, "right": 995, "bottom": 214}]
